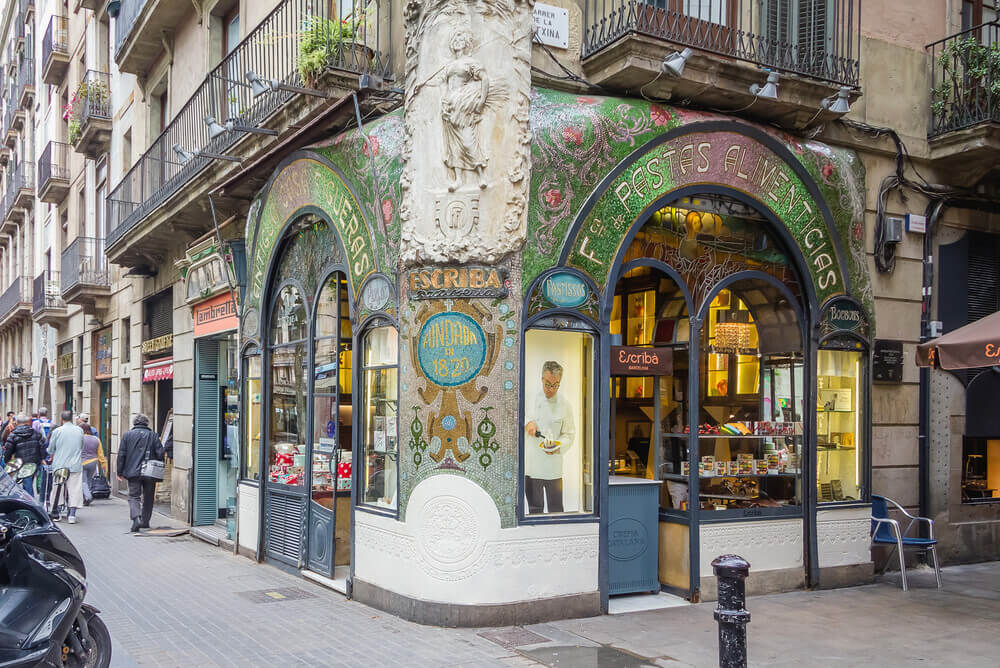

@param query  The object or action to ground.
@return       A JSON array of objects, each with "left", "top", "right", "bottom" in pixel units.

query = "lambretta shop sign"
[{"left": 534, "top": 3, "right": 569, "bottom": 49}]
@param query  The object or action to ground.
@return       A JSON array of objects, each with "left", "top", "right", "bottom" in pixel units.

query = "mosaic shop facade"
[{"left": 234, "top": 86, "right": 877, "bottom": 625}]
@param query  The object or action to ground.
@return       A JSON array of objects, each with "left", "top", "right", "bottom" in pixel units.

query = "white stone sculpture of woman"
[{"left": 440, "top": 30, "right": 499, "bottom": 191}]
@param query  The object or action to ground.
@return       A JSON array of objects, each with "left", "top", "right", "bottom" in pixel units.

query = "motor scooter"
[{"left": 0, "top": 467, "right": 111, "bottom": 667}]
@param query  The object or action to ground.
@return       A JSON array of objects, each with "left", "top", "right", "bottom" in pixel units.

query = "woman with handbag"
[
  {"left": 117, "top": 413, "right": 165, "bottom": 533},
  {"left": 79, "top": 416, "right": 108, "bottom": 506}
]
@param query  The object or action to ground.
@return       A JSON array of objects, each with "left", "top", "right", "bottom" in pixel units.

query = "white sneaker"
[{"left": 67, "top": 516, "right": 77, "bottom": 524}]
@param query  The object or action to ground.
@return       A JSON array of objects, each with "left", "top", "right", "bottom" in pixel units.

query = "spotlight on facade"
[
  {"left": 749, "top": 71, "right": 780, "bottom": 100},
  {"left": 173, "top": 143, "right": 196, "bottom": 165},
  {"left": 662, "top": 48, "right": 693, "bottom": 77},
  {"left": 205, "top": 115, "right": 228, "bottom": 139},
  {"left": 821, "top": 86, "right": 853, "bottom": 114},
  {"left": 246, "top": 71, "right": 327, "bottom": 99},
  {"left": 205, "top": 114, "right": 279, "bottom": 139}
]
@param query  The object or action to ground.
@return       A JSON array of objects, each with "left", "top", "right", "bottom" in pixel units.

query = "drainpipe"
[{"left": 918, "top": 199, "right": 946, "bottom": 539}]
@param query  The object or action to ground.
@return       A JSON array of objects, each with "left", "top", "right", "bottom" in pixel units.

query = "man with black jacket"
[
  {"left": 1, "top": 413, "right": 47, "bottom": 497},
  {"left": 117, "top": 413, "right": 164, "bottom": 533}
]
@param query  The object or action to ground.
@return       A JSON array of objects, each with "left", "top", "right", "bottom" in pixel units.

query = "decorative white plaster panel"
[
  {"left": 817, "top": 508, "right": 872, "bottom": 568},
  {"left": 699, "top": 520, "right": 803, "bottom": 574},
  {"left": 355, "top": 475, "right": 598, "bottom": 604},
  {"left": 400, "top": 0, "right": 534, "bottom": 264}
]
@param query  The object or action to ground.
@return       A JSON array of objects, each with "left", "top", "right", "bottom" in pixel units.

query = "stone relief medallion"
[
  {"left": 400, "top": 0, "right": 534, "bottom": 265},
  {"left": 417, "top": 495, "right": 482, "bottom": 568},
  {"left": 242, "top": 309, "right": 260, "bottom": 340}
]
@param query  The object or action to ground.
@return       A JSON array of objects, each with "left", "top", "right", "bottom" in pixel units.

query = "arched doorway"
[{"left": 605, "top": 191, "right": 811, "bottom": 599}]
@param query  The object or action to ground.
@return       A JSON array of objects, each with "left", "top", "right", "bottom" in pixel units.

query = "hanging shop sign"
[
  {"left": 541, "top": 271, "right": 589, "bottom": 308},
  {"left": 407, "top": 265, "right": 508, "bottom": 300},
  {"left": 93, "top": 327, "right": 113, "bottom": 380},
  {"left": 873, "top": 339, "right": 904, "bottom": 383},
  {"left": 141, "top": 333, "right": 173, "bottom": 355},
  {"left": 417, "top": 311, "right": 488, "bottom": 387},
  {"left": 142, "top": 358, "right": 174, "bottom": 383},
  {"left": 193, "top": 293, "right": 238, "bottom": 338},
  {"left": 818, "top": 297, "right": 870, "bottom": 340},
  {"left": 610, "top": 346, "right": 673, "bottom": 376}
]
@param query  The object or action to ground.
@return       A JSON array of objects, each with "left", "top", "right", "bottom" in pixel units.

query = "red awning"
[{"left": 143, "top": 358, "right": 173, "bottom": 383}]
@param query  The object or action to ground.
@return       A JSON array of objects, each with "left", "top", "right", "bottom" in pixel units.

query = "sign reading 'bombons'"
[
  {"left": 610, "top": 346, "right": 673, "bottom": 376},
  {"left": 417, "top": 312, "right": 488, "bottom": 387}
]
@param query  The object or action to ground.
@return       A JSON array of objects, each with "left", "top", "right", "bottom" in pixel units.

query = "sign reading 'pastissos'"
[{"left": 567, "top": 131, "right": 848, "bottom": 304}]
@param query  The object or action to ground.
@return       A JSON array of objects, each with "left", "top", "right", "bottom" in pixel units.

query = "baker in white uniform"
[{"left": 524, "top": 360, "right": 575, "bottom": 514}]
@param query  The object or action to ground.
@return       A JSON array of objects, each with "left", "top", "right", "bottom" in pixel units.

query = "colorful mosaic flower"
[
  {"left": 362, "top": 135, "right": 380, "bottom": 157},
  {"left": 822, "top": 163, "right": 835, "bottom": 179},
  {"left": 852, "top": 221, "right": 863, "bottom": 241},
  {"left": 382, "top": 199, "right": 394, "bottom": 223},
  {"left": 650, "top": 104, "right": 672, "bottom": 126},
  {"left": 562, "top": 126, "right": 583, "bottom": 145},
  {"left": 543, "top": 189, "right": 563, "bottom": 207},
  {"left": 576, "top": 96, "right": 598, "bottom": 105}
]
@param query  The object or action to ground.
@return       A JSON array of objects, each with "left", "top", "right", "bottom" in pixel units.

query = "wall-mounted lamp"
[
  {"left": 245, "top": 71, "right": 327, "bottom": 99},
  {"left": 205, "top": 115, "right": 279, "bottom": 140},
  {"left": 662, "top": 47, "right": 693, "bottom": 77},
  {"left": 172, "top": 143, "right": 240, "bottom": 164},
  {"left": 749, "top": 71, "right": 780, "bottom": 100},
  {"left": 821, "top": 86, "right": 853, "bottom": 114}
]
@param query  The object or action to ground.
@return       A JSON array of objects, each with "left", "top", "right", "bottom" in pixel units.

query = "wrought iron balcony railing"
[
  {"left": 43, "top": 15, "right": 69, "bottom": 68},
  {"left": 17, "top": 57, "right": 33, "bottom": 103},
  {"left": 114, "top": 0, "right": 149, "bottom": 56},
  {"left": 39, "top": 141, "right": 69, "bottom": 186},
  {"left": 583, "top": 0, "right": 861, "bottom": 87},
  {"left": 32, "top": 270, "right": 63, "bottom": 313},
  {"left": 61, "top": 237, "right": 109, "bottom": 293},
  {"left": 13, "top": 160, "right": 34, "bottom": 193},
  {"left": 75, "top": 69, "right": 111, "bottom": 127},
  {"left": 0, "top": 276, "right": 30, "bottom": 321},
  {"left": 106, "top": 0, "right": 393, "bottom": 248},
  {"left": 928, "top": 22, "right": 1000, "bottom": 137}
]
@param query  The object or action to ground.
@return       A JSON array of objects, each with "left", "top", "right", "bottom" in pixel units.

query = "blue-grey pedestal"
[{"left": 608, "top": 476, "right": 663, "bottom": 595}]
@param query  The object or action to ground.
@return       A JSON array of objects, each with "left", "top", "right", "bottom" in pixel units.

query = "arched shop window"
[
  {"left": 311, "top": 274, "right": 353, "bottom": 504},
  {"left": 241, "top": 344, "right": 262, "bottom": 482},
  {"left": 522, "top": 315, "right": 597, "bottom": 518},
  {"left": 268, "top": 283, "right": 308, "bottom": 486},
  {"left": 359, "top": 323, "right": 399, "bottom": 510},
  {"left": 698, "top": 277, "right": 805, "bottom": 514}
]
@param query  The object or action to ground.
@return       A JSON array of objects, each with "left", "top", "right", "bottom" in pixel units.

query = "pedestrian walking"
[
  {"left": 79, "top": 415, "right": 107, "bottom": 506},
  {"left": 77, "top": 412, "right": 99, "bottom": 437},
  {"left": 47, "top": 411, "right": 85, "bottom": 524},
  {"left": 32, "top": 407, "right": 53, "bottom": 441},
  {"left": 1, "top": 411, "right": 15, "bottom": 441},
  {"left": 32, "top": 407, "right": 54, "bottom": 506},
  {"left": 117, "top": 414, "right": 164, "bottom": 533},
  {"left": 0, "top": 413, "right": 47, "bottom": 497}
]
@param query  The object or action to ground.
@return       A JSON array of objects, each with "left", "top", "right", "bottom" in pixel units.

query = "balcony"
[
  {"left": 32, "top": 270, "right": 67, "bottom": 327},
  {"left": 42, "top": 16, "right": 69, "bottom": 86},
  {"left": 4, "top": 93, "right": 24, "bottom": 148},
  {"left": 0, "top": 145, "right": 9, "bottom": 167},
  {"left": 927, "top": 22, "right": 1000, "bottom": 181},
  {"left": 19, "top": 0, "right": 33, "bottom": 22},
  {"left": 0, "top": 277, "right": 32, "bottom": 331},
  {"left": 70, "top": 70, "right": 111, "bottom": 159},
  {"left": 38, "top": 142, "right": 70, "bottom": 204},
  {"left": 75, "top": 0, "right": 99, "bottom": 12},
  {"left": 581, "top": 0, "right": 861, "bottom": 128},
  {"left": 17, "top": 58, "right": 33, "bottom": 109},
  {"left": 115, "top": 0, "right": 186, "bottom": 75},
  {"left": 61, "top": 237, "right": 110, "bottom": 313},
  {"left": 106, "top": 0, "right": 394, "bottom": 268},
  {"left": 1, "top": 165, "right": 32, "bottom": 233}
]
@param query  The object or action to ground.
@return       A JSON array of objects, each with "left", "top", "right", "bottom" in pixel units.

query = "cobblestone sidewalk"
[{"left": 59, "top": 497, "right": 1000, "bottom": 667}]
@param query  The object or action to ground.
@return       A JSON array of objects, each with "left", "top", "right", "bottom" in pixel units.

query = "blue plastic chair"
[{"left": 870, "top": 494, "right": 942, "bottom": 591}]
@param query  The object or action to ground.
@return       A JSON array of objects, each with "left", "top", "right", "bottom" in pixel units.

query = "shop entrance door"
[
  {"left": 98, "top": 381, "right": 112, "bottom": 463},
  {"left": 306, "top": 273, "right": 352, "bottom": 581}
]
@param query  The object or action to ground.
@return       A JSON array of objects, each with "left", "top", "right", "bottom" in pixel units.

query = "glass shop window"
[
  {"left": 361, "top": 326, "right": 399, "bottom": 510},
  {"left": 816, "top": 348, "right": 865, "bottom": 502},
  {"left": 697, "top": 282, "right": 804, "bottom": 514},
  {"left": 961, "top": 438, "right": 1000, "bottom": 503},
  {"left": 242, "top": 352, "right": 262, "bottom": 481},
  {"left": 312, "top": 274, "right": 352, "bottom": 504},
  {"left": 268, "top": 284, "right": 308, "bottom": 486},
  {"left": 523, "top": 323, "right": 595, "bottom": 517}
]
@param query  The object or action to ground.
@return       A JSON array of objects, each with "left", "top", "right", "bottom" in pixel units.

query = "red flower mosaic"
[
  {"left": 562, "top": 126, "right": 583, "bottom": 145},
  {"left": 650, "top": 104, "right": 672, "bottom": 126},
  {"left": 576, "top": 96, "right": 598, "bottom": 105},
  {"left": 543, "top": 189, "right": 563, "bottom": 207},
  {"left": 852, "top": 221, "right": 863, "bottom": 241},
  {"left": 362, "top": 135, "right": 380, "bottom": 157},
  {"left": 382, "top": 199, "right": 394, "bottom": 223},
  {"left": 821, "top": 163, "right": 835, "bottom": 179}
]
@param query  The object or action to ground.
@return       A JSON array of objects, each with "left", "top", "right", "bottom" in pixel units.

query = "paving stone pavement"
[{"left": 59, "top": 496, "right": 1000, "bottom": 667}]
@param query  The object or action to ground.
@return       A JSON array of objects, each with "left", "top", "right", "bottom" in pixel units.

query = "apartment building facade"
[{"left": 2, "top": 0, "right": 999, "bottom": 626}]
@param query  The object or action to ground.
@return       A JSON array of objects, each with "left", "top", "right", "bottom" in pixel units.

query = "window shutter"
[
  {"left": 193, "top": 340, "right": 220, "bottom": 526},
  {"left": 147, "top": 291, "right": 173, "bottom": 338},
  {"left": 967, "top": 231, "right": 1000, "bottom": 323}
]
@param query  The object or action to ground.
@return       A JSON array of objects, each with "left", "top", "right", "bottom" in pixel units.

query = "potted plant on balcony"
[
  {"left": 62, "top": 98, "right": 81, "bottom": 145},
  {"left": 931, "top": 36, "right": 1000, "bottom": 129},
  {"left": 297, "top": 14, "right": 373, "bottom": 88}
]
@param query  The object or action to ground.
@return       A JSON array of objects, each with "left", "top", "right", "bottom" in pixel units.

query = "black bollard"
[{"left": 712, "top": 554, "right": 751, "bottom": 668}]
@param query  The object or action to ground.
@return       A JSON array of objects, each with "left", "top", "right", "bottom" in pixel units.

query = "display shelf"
[
  {"left": 700, "top": 473, "right": 798, "bottom": 479},
  {"left": 817, "top": 409, "right": 854, "bottom": 414},
  {"left": 662, "top": 433, "right": 802, "bottom": 439}
]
